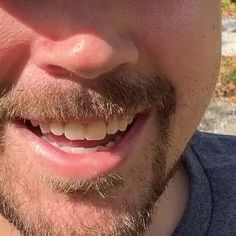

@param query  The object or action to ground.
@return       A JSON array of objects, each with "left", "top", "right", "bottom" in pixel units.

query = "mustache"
[{"left": 0, "top": 71, "right": 175, "bottom": 123}]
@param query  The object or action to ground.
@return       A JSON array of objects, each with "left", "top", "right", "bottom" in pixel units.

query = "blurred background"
[{"left": 198, "top": 0, "right": 236, "bottom": 135}]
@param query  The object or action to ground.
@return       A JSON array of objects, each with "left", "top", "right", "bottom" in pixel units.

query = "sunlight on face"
[{"left": 0, "top": 1, "right": 221, "bottom": 235}]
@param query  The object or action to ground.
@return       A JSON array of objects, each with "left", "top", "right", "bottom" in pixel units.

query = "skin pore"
[{"left": 0, "top": 1, "right": 220, "bottom": 235}]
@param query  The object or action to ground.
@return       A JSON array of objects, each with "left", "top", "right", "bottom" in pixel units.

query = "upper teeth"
[{"left": 31, "top": 117, "right": 134, "bottom": 141}]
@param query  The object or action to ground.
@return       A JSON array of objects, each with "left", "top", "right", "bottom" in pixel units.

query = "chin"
[{"left": 0, "top": 111, "right": 174, "bottom": 236}]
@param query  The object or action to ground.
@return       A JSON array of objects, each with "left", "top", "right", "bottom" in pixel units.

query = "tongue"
[{"left": 42, "top": 133, "right": 120, "bottom": 148}]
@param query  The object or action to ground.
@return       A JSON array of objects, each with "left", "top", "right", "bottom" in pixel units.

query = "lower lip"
[{"left": 12, "top": 114, "right": 150, "bottom": 179}]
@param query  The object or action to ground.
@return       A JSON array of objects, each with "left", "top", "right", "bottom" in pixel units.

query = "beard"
[{"left": 0, "top": 70, "right": 177, "bottom": 236}]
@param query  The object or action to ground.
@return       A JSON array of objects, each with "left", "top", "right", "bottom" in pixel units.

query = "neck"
[{"left": 145, "top": 162, "right": 190, "bottom": 236}]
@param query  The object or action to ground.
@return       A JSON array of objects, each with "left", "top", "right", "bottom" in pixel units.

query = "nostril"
[
  {"left": 33, "top": 34, "right": 139, "bottom": 80},
  {"left": 45, "top": 65, "right": 71, "bottom": 78}
]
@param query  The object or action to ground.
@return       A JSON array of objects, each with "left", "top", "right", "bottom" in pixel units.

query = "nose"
[{"left": 32, "top": 32, "right": 139, "bottom": 79}]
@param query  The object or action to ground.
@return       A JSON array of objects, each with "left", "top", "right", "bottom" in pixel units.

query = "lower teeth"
[
  {"left": 40, "top": 134, "right": 123, "bottom": 154},
  {"left": 60, "top": 146, "right": 99, "bottom": 154},
  {"left": 50, "top": 141, "right": 115, "bottom": 154}
]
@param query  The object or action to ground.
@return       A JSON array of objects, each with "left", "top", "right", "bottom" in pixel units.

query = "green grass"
[
  {"left": 219, "top": 57, "right": 236, "bottom": 84},
  {"left": 222, "top": 58, "right": 234, "bottom": 67},
  {"left": 222, "top": 0, "right": 236, "bottom": 11},
  {"left": 227, "top": 70, "right": 236, "bottom": 83}
]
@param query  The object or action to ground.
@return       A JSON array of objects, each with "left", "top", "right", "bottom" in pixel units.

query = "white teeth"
[
  {"left": 127, "top": 116, "right": 134, "bottom": 125},
  {"left": 31, "top": 120, "right": 39, "bottom": 127},
  {"left": 82, "top": 147, "right": 98, "bottom": 153},
  {"left": 50, "top": 122, "right": 64, "bottom": 136},
  {"left": 106, "top": 141, "right": 115, "bottom": 149},
  {"left": 60, "top": 146, "right": 98, "bottom": 154},
  {"left": 107, "top": 119, "right": 119, "bottom": 135},
  {"left": 64, "top": 122, "right": 86, "bottom": 140},
  {"left": 34, "top": 116, "right": 134, "bottom": 141},
  {"left": 119, "top": 118, "right": 129, "bottom": 132},
  {"left": 71, "top": 147, "right": 86, "bottom": 154},
  {"left": 86, "top": 120, "right": 107, "bottom": 141},
  {"left": 39, "top": 123, "right": 50, "bottom": 134},
  {"left": 60, "top": 147, "right": 73, "bottom": 153},
  {"left": 59, "top": 144, "right": 114, "bottom": 154}
]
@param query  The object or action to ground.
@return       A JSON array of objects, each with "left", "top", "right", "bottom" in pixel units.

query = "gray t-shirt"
[{"left": 173, "top": 131, "right": 236, "bottom": 236}]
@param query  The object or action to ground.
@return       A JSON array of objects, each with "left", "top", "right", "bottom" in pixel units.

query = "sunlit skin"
[{"left": 0, "top": 1, "right": 220, "bottom": 236}]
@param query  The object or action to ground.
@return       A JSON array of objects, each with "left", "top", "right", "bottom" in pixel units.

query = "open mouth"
[
  {"left": 26, "top": 116, "right": 135, "bottom": 154},
  {"left": 12, "top": 113, "right": 150, "bottom": 179}
]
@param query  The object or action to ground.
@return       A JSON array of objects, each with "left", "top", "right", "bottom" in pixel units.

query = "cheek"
[
  {"left": 135, "top": 1, "right": 221, "bottom": 107},
  {"left": 0, "top": 9, "right": 32, "bottom": 83},
  {"left": 132, "top": 1, "right": 221, "bottom": 166}
]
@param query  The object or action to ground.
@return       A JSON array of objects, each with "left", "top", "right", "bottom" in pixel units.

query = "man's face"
[{"left": 0, "top": 1, "right": 220, "bottom": 235}]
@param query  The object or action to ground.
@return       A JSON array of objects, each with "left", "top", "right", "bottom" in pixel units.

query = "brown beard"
[
  {"left": 0, "top": 70, "right": 177, "bottom": 236},
  {"left": 0, "top": 71, "right": 175, "bottom": 124}
]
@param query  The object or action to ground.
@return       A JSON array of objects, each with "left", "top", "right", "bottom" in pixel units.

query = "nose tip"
[{"left": 33, "top": 34, "right": 139, "bottom": 79}]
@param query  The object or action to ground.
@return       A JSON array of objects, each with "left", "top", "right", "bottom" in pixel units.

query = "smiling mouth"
[
  {"left": 25, "top": 116, "right": 135, "bottom": 154},
  {"left": 11, "top": 112, "right": 150, "bottom": 179}
]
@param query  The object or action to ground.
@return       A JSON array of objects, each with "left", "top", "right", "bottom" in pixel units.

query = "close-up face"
[{"left": 0, "top": 1, "right": 221, "bottom": 235}]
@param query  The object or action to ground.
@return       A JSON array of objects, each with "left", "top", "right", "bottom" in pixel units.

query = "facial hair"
[{"left": 0, "top": 70, "right": 177, "bottom": 236}]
